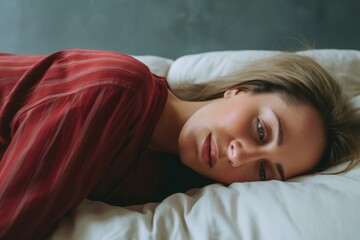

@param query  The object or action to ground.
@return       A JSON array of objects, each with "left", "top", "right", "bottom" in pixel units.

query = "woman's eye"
[
  {"left": 259, "top": 161, "right": 267, "bottom": 181},
  {"left": 257, "top": 119, "right": 265, "bottom": 143}
]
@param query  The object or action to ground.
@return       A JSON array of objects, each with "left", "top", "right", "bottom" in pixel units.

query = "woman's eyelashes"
[
  {"left": 259, "top": 160, "right": 267, "bottom": 181},
  {"left": 256, "top": 118, "right": 267, "bottom": 144}
]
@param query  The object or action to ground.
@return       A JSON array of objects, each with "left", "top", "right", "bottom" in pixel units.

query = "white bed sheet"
[{"left": 50, "top": 49, "right": 360, "bottom": 240}]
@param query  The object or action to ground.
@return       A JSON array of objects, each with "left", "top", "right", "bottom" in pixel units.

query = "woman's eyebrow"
[
  {"left": 272, "top": 112, "right": 285, "bottom": 180},
  {"left": 273, "top": 112, "right": 283, "bottom": 146},
  {"left": 275, "top": 163, "right": 285, "bottom": 181}
]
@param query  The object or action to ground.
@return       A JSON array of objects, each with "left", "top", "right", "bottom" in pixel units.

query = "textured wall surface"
[{"left": 0, "top": 0, "right": 359, "bottom": 58}]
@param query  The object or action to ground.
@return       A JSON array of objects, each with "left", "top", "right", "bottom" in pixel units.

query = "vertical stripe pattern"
[{"left": 0, "top": 49, "right": 168, "bottom": 239}]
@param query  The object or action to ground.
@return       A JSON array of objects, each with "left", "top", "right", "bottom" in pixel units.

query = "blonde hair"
[{"left": 174, "top": 54, "right": 360, "bottom": 173}]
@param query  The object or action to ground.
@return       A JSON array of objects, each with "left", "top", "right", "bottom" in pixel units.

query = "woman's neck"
[{"left": 149, "top": 90, "right": 209, "bottom": 154}]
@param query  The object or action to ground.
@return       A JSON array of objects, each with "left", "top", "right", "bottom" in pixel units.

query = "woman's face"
[{"left": 178, "top": 89, "right": 326, "bottom": 184}]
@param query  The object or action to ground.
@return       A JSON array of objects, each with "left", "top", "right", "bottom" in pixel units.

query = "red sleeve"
[{"left": 0, "top": 50, "right": 167, "bottom": 239}]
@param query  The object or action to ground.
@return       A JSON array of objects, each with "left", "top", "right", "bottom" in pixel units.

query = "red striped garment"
[{"left": 0, "top": 49, "right": 168, "bottom": 239}]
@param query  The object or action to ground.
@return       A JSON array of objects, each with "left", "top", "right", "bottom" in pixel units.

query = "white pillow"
[
  {"left": 133, "top": 55, "right": 173, "bottom": 77},
  {"left": 167, "top": 50, "right": 280, "bottom": 86}
]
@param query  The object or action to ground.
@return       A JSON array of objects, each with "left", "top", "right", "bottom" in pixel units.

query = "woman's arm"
[{"left": 0, "top": 81, "right": 139, "bottom": 240}]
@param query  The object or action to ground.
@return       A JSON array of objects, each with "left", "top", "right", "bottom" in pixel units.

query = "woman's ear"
[
  {"left": 224, "top": 88, "right": 250, "bottom": 99},
  {"left": 224, "top": 89, "right": 239, "bottom": 98}
]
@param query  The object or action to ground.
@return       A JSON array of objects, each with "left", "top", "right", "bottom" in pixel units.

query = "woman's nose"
[{"left": 227, "top": 139, "right": 261, "bottom": 167}]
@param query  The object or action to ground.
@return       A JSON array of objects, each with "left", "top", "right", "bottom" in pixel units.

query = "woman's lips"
[
  {"left": 210, "top": 136, "right": 218, "bottom": 167},
  {"left": 202, "top": 134, "right": 218, "bottom": 168},
  {"left": 201, "top": 134, "right": 211, "bottom": 167}
]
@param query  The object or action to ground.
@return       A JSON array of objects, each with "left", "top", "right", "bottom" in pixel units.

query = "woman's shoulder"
[{"left": 51, "top": 49, "right": 153, "bottom": 90}]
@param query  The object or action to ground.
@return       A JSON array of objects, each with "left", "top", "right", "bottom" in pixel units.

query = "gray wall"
[{"left": 0, "top": 0, "right": 359, "bottom": 59}]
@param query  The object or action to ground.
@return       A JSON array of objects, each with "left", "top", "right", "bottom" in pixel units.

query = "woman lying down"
[{"left": 0, "top": 49, "right": 359, "bottom": 239}]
